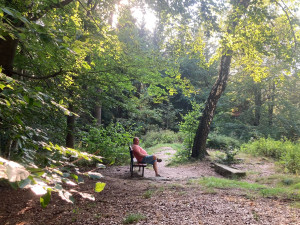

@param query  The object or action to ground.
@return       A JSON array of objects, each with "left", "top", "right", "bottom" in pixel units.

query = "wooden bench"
[{"left": 129, "top": 146, "right": 147, "bottom": 177}]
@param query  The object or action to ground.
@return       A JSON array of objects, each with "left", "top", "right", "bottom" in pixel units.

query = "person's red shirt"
[{"left": 132, "top": 144, "right": 147, "bottom": 162}]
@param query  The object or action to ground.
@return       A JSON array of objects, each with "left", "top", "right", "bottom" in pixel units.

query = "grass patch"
[
  {"left": 123, "top": 213, "right": 146, "bottom": 224},
  {"left": 191, "top": 176, "right": 300, "bottom": 200},
  {"left": 163, "top": 143, "right": 201, "bottom": 166},
  {"left": 192, "top": 176, "right": 265, "bottom": 190},
  {"left": 145, "top": 143, "right": 182, "bottom": 155},
  {"left": 168, "top": 183, "right": 185, "bottom": 189},
  {"left": 255, "top": 174, "right": 300, "bottom": 190},
  {"left": 143, "top": 189, "right": 155, "bottom": 199}
]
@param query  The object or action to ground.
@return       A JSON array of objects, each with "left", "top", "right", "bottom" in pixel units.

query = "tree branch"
[
  {"left": 30, "top": 0, "right": 75, "bottom": 21},
  {"left": 275, "top": 0, "right": 297, "bottom": 51},
  {"left": 11, "top": 68, "right": 65, "bottom": 80},
  {"left": 77, "top": 0, "right": 105, "bottom": 36}
]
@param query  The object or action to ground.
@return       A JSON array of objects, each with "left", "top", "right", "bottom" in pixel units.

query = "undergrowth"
[
  {"left": 241, "top": 137, "right": 300, "bottom": 174},
  {"left": 141, "top": 130, "right": 184, "bottom": 148}
]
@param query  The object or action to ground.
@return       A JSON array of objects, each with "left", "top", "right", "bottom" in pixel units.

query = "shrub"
[
  {"left": 79, "top": 122, "right": 134, "bottom": 165},
  {"left": 280, "top": 145, "right": 300, "bottom": 174},
  {"left": 241, "top": 138, "right": 300, "bottom": 174},
  {"left": 179, "top": 101, "right": 203, "bottom": 150},
  {"left": 207, "top": 133, "right": 241, "bottom": 150},
  {"left": 209, "top": 148, "right": 239, "bottom": 165}
]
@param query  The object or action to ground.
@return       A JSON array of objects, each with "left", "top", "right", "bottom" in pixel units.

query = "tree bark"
[
  {"left": 0, "top": 36, "right": 18, "bottom": 76},
  {"left": 66, "top": 104, "right": 75, "bottom": 148},
  {"left": 268, "top": 81, "right": 275, "bottom": 126},
  {"left": 191, "top": 0, "right": 250, "bottom": 159},
  {"left": 94, "top": 104, "right": 102, "bottom": 125},
  {"left": 191, "top": 51, "right": 233, "bottom": 158},
  {"left": 253, "top": 83, "right": 262, "bottom": 126}
]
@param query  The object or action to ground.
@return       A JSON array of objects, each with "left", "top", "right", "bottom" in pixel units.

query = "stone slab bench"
[{"left": 213, "top": 163, "right": 246, "bottom": 178}]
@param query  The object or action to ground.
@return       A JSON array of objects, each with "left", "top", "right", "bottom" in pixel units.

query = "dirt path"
[{"left": 0, "top": 147, "right": 299, "bottom": 225}]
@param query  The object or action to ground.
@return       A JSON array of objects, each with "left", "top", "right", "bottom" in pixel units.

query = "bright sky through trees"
[{"left": 113, "top": 0, "right": 157, "bottom": 31}]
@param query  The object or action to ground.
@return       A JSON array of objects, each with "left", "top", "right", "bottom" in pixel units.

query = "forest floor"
[{"left": 0, "top": 147, "right": 300, "bottom": 225}]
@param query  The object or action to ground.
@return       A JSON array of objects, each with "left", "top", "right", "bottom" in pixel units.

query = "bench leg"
[
  {"left": 130, "top": 164, "right": 133, "bottom": 177},
  {"left": 142, "top": 167, "right": 144, "bottom": 177}
]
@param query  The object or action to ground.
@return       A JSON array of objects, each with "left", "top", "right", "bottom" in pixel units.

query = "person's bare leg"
[
  {"left": 152, "top": 154, "right": 162, "bottom": 162},
  {"left": 152, "top": 156, "right": 160, "bottom": 176}
]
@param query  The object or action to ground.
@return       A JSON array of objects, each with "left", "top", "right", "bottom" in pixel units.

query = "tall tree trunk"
[
  {"left": 0, "top": 36, "right": 18, "bottom": 76},
  {"left": 268, "top": 81, "right": 275, "bottom": 126},
  {"left": 191, "top": 0, "right": 250, "bottom": 159},
  {"left": 253, "top": 83, "right": 262, "bottom": 126},
  {"left": 66, "top": 104, "right": 75, "bottom": 148},
  {"left": 94, "top": 104, "right": 102, "bottom": 125},
  {"left": 191, "top": 51, "right": 233, "bottom": 158}
]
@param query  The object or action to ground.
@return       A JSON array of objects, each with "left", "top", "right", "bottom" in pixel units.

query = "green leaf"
[
  {"left": 28, "top": 98, "right": 34, "bottom": 107},
  {"left": 27, "top": 168, "right": 45, "bottom": 177},
  {"left": 70, "top": 174, "right": 78, "bottom": 182},
  {"left": 95, "top": 182, "right": 106, "bottom": 193},
  {"left": 40, "top": 188, "right": 52, "bottom": 208},
  {"left": 9, "top": 182, "right": 18, "bottom": 190},
  {"left": 18, "top": 178, "right": 32, "bottom": 188},
  {"left": 69, "top": 195, "right": 75, "bottom": 203},
  {"left": 54, "top": 183, "right": 62, "bottom": 190},
  {"left": 2, "top": 8, "right": 14, "bottom": 17},
  {"left": 87, "top": 172, "right": 103, "bottom": 180},
  {"left": 78, "top": 175, "right": 84, "bottom": 183},
  {"left": 63, "top": 172, "right": 70, "bottom": 178},
  {"left": 5, "top": 99, "right": 10, "bottom": 107},
  {"left": 23, "top": 95, "right": 29, "bottom": 103}
]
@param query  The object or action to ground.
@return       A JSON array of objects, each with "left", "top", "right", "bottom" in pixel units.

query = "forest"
[{"left": 0, "top": 0, "right": 300, "bottom": 224}]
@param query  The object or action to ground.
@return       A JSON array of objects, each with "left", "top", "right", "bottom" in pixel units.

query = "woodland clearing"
[{"left": 0, "top": 147, "right": 299, "bottom": 225}]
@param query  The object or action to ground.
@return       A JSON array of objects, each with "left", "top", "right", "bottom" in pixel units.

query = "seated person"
[{"left": 132, "top": 137, "right": 162, "bottom": 177}]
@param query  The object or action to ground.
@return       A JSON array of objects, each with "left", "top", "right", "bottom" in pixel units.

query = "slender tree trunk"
[
  {"left": 94, "top": 104, "right": 102, "bottom": 125},
  {"left": 191, "top": 0, "right": 250, "bottom": 159},
  {"left": 253, "top": 84, "right": 262, "bottom": 126},
  {"left": 66, "top": 104, "right": 75, "bottom": 148},
  {"left": 191, "top": 51, "right": 233, "bottom": 158},
  {"left": 268, "top": 81, "right": 275, "bottom": 126}
]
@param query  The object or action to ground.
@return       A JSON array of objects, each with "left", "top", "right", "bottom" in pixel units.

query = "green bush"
[
  {"left": 280, "top": 146, "right": 300, "bottom": 174},
  {"left": 179, "top": 101, "right": 203, "bottom": 150},
  {"left": 210, "top": 148, "right": 239, "bottom": 165},
  {"left": 241, "top": 137, "right": 300, "bottom": 174},
  {"left": 141, "top": 130, "right": 183, "bottom": 148},
  {"left": 79, "top": 122, "right": 134, "bottom": 165},
  {"left": 206, "top": 133, "right": 241, "bottom": 150}
]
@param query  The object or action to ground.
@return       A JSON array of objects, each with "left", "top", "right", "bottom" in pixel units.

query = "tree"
[
  {"left": 191, "top": 0, "right": 299, "bottom": 158},
  {"left": 192, "top": 0, "right": 251, "bottom": 158}
]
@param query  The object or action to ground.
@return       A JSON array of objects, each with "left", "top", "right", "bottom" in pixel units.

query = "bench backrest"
[{"left": 129, "top": 146, "right": 134, "bottom": 163}]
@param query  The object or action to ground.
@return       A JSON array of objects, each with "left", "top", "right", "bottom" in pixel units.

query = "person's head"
[{"left": 133, "top": 137, "right": 139, "bottom": 145}]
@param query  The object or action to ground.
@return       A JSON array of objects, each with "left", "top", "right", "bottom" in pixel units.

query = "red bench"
[{"left": 129, "top": 146, "right": 147, "bottom": 177}]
